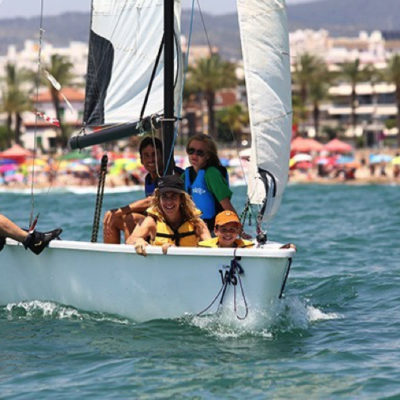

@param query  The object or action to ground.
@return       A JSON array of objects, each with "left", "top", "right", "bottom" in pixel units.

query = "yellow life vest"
[
  {"left": 198, "top": 237, "right": 254, "bottom": 248},
  {"left": 147, "top": 207, "right": 199, "bottom": 247}
]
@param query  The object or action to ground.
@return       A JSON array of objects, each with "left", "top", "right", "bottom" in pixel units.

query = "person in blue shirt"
[
  {"left": 103, "top": 136, "right": 183, "bottom": 244},
  {"left": 183, "top": 133, "right": 241, "bottom": 232}
]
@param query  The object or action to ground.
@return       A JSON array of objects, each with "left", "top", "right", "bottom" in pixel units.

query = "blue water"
[{"left": 1, "top": 184, "right": 400, "bottom": 399}]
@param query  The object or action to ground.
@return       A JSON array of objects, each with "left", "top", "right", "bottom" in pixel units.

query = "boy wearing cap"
[{"left": 198, "top": 210, "right": 253, "bottom": 248}]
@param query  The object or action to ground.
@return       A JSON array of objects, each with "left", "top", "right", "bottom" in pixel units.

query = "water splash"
[
  {"left": 185, "top": 297, "right": 341, "bottom": 338},
  {"left": 2, "top": 300, "right": 132, "bottom": 325}
]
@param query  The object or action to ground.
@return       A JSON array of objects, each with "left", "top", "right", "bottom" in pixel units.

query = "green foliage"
[
  {"left": 0, "top": 63, "right": 32, "bottom": 144},
  {"left": 186, "top": 55, "right": 237, "bottom": 137},
  {"left": 0, "top": 125, "right": 12, "bottom": 149},
  {"left": 384, "top": 118, "right": 396, "bottom": 130},
  {"left": 216, "top": 103, "right": 249, "bottom": 143}
]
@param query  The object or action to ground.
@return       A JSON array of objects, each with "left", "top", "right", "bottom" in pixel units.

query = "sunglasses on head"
[{"left": 187, "top": 147, "right": 206, "bottom": 157}]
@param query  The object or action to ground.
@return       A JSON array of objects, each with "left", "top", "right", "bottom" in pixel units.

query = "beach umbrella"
[
  {"left": 291, "top": 137, "right": 323, "bottom": 153},
  {"left": 391, "top": 156, "right": 400, "bottom": 165},
  {"left": 70, "top": 164, "right": 90, "bottom": 172},
  {"left": 22, "top": 158, "right": 47, "bottom": 168},
  {"left": 0, "top": 164, "right": 17, "bottom": 173},
  {"left": 336, "top": 155, "right": 354, "bottom": 164},
  {"left": 344, "top": 161, "right": 360, "bottom": 169},
  {"left": 220, "top": 157, "right": 229, "bottom": 167},
  {"left": 292, "top": 153, "right": 312, "bottom": 163},
  {"left": 81, "top": 157, "right": 99, "bottom": 165},
  {"left": 313, "top": 155, "right": 337, "bottom": 166},
  {"left": 0, "top": 144, "right": 33, "bottom": 163},
  {"left": 324, "top": 139, "right": 353, "bottom": 154},
  {"left": 295, "top": 161, "right": 313, "bottom": 169},
  {"left": 0, "top": 158, "right": 17, "bottom": 165},
  {"left": 228, "top": 158, "right": 241, "bottom": 167},
  {"left": 5, "top": 173, "right": 24, "bottom": 183},
  {"left": 57, "top": 150, "right": 91, "bottom": 160},
  {"left": 369, "top": 154, "right": 392, "bottom": 164}
]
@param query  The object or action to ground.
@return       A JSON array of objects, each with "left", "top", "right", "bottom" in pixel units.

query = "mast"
[{"left": 162, "top": 0, "right": 175, "bottom": 175}]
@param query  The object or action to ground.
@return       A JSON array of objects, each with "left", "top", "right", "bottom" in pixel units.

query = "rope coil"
[{"left": 197, "top": 251, "right": 248, "bottom": 320}]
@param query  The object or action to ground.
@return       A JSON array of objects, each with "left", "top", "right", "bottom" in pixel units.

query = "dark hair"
[
  {"left": 186, "top": 134, "right": 221, "bottom": 168},
  {"left": 139, "top": 136, "right": 162, "bottom": 156}
]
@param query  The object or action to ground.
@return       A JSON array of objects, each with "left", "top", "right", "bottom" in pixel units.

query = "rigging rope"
[
  {"left": 196, "top": 0, "right": 214, "bottom": 56},
  {"left": 91, "top": 154, "right": 108, "bottom": 242},
  {"left": 29, "top": 0, "right": 45, "bottom": 227}
]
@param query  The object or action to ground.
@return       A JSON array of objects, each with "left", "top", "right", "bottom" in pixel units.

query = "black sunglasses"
[{"left": 187, "top": 147, "right": 206, "bottom": 157}]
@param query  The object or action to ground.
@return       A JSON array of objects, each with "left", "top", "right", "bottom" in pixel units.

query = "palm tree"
[
  {"left": 338, "top": 59, "right": 367, "bottom": 136},
  {"left": 0, "top": 63, "right": 31, "bottom": 146},
  {"left": 187, "top": 55, "right": 237, "bottom": 138},
  {"left": 293, "top": 53, "right": 320, "bottom": 131},
  {"left": 308, "top": 59, "right": 332, "bottom": 138},
  {"left": 216, "top": 103, "right": 249, "bottom": 143},
  {"left": 386, "top": 54, "right": 400, "bottom": 146},
  {"left": 43, "top": 55, "right": 74, "bottom": 148}
]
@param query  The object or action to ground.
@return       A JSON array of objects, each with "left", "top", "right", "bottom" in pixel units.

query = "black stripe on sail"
[{"left": 84, "top": 30, "right": 114, "bottom": 125}]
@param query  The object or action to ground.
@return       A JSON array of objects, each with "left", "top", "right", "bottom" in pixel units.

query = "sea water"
[{"left": 1, "top": 184, "right": 399, "bottom": 399}]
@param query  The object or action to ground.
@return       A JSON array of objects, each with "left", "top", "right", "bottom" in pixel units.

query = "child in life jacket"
[{"left": 198, "top": 210, "right": 253, "bottom": 248}]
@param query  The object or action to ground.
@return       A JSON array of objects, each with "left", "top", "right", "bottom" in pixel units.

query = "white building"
[
  {"left": 290, "top": 29, "right": 400, "bottom": 141},
  {"left": 0, "top": 40, "right": 88, "bottom": 85}
]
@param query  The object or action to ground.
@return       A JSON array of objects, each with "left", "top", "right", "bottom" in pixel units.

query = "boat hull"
[{"left": 0, "top": 240, "right": 294, "bottom": 322}]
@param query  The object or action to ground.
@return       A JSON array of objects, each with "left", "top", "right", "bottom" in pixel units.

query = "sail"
[
  {"left": 237, "top": 0, "right": 292, "bottom": 220},
  {"left": 84, "top": 0, "right": 183, "bottom": 126}
]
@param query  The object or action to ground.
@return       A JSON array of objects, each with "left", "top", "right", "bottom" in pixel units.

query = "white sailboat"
[{"left": 1, "top": 0, "right": 294, "bottom": 322}]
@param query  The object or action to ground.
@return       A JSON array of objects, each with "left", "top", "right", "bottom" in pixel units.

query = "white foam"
[
  {"left": 4, "top": 300, "right": 131, "bottom": 324},
  {"left": 307, "top": 305, "right": 341, "bottom": 321}
]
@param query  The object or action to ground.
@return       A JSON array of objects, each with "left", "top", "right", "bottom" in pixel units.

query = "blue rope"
[{"left": 164, "top": 0, "right": 196, "bottom": 175}]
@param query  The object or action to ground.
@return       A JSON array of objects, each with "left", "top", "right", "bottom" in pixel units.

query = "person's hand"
[
  {"left": 241, "top": 230, "right": 252, "bottom": 240},
  {"left": 133, "top": 238, "right": 148, "bottom": 256},
  {"left": 161, "top": 243, "right": 172, "bottom": 254},
  {"left": 280, "top": 243, "right": 296, "bottom": 251}
]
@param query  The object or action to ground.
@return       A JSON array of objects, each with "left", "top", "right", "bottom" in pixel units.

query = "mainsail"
[
  {"left": 237, "top": 0, "right": 292, "bottom": 221},
  {"left": 83, "top": 0, "right": 183, "bottom": 127}
]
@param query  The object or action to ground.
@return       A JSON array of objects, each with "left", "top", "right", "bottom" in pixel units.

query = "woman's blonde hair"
[
  {"left": 186, "top": 133, "right": 221, "bottom": 168},
  {"left": 152, "top": 188, "right": 205, "bottom": 232}
]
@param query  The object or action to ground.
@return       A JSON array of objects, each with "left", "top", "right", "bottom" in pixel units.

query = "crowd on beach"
[
  {"left": 2, "top": 133, "right": 397, "bottom": 255},
  {"left": 0, "top": 139, "right": 400, "bottom": 191}
]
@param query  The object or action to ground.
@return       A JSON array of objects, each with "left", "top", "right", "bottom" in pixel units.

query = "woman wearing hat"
[{"left": 127, "top": 175, "right": 211, "bottom": 256}]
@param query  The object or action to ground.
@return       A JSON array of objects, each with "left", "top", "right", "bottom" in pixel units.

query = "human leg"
[
  {"left": 0, "top": 214, "right": 28, "bottom": 242},
  {"left": 122, "top": 213, "right": 146, "bottom": 242}
]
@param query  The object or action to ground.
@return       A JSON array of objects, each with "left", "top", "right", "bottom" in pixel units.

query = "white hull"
[{"left": 1, "top": 240, "right": 294, "bottom": 322}]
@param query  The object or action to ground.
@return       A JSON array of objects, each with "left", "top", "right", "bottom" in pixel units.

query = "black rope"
[
  {"left": 91, "top": 154, "right": 108, "bottom": 242},
  {"left": 197, "top": 252, "right": 248, "bottom": 320},
  {"left": 231, "top": 254, "right": 248, "bottom": 320},
  {"left": 279, "top": 258, "right": 292, "bottom": 299}
]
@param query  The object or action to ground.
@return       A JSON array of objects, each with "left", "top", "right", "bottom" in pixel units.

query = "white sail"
[
  {"left": 237, "top": 0, "right": 292, "bottom": 220},
  {"left": 84, "top": 0, "right": 183, "bottom": 125}
]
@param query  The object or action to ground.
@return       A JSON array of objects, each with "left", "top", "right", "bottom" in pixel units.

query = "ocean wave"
[
  {"left": 184, "top": 297, "right": 341, "bottom": 338},
  {"left": 1, "top": 300, "right": 132, "bottom": 325}
]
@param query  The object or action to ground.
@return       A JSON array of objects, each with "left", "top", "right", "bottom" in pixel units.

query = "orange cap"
[{"left": 215, "top": 210, "right": 241, "bottom": 227}]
